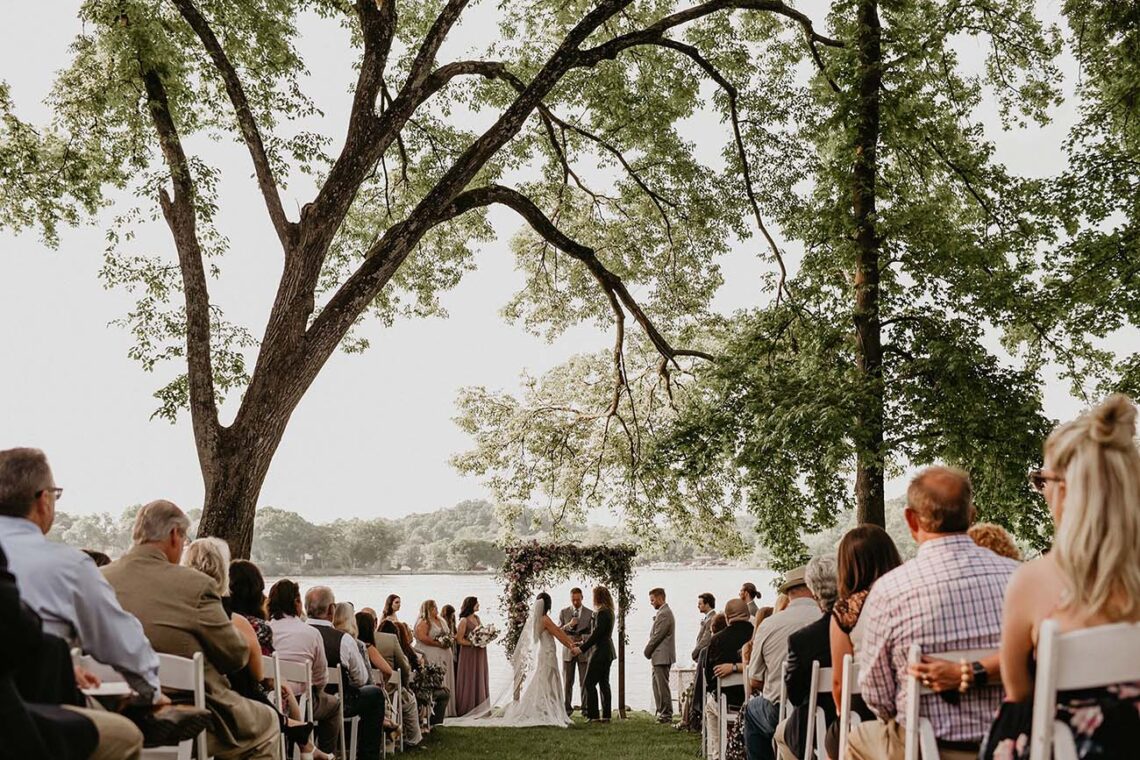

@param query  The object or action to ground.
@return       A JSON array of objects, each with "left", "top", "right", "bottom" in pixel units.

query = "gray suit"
[
  {"left": 644, "top": 603, "right": 676, "bottom": 719},
  {"left": 692, "top": 610, "right": 716, "bottom": 661},
  {"left": 558, "top": 604, "right": 593, "bottom": 713}
]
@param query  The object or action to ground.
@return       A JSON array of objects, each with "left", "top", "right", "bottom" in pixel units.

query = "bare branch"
[
  {"left": 170, "top": 0, "right": 295, "bottom": 247},
  {"left": 140, "top": 67, "right": 220, "bottom": 459}
]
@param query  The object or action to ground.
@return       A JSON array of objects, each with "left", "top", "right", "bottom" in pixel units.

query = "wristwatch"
[{"left": 970, "top": 661, "right": 988, "bottom": 688}]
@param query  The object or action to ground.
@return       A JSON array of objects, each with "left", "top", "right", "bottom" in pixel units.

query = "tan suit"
[
  {"left": 375, "top": 631, "right": 411, "bottom": 685},
  {"left": 103, "top": 546, "right": 279, "bottom": 760}
]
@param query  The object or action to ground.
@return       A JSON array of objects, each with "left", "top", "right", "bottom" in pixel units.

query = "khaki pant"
[
  {"left": 62, "top": 705, "right": 143, "bottom": 760},
  {"left": 774, "top": 715, "right": 797, "bottom": 760},
  {"left": 846, "top": 718, "right": 976, "bottom": 760},
  {"left": 214, "top": 701, "right": 281, "bottom": 760}
]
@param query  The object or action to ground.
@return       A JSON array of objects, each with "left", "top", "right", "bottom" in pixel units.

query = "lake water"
[{"left": 288, "top": 566, "right": 779, "bottom": 710}]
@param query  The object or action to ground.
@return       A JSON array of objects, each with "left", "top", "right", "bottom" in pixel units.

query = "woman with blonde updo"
[{"left": 982, "top": 394, "right": 1140, "bottom": 759}]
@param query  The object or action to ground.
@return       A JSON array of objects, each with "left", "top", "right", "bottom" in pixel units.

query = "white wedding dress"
[{"left": 444, "top": 597, "right": 572, "bottom": 728}]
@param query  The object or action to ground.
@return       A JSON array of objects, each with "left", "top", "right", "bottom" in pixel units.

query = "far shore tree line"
[
  {"left": 51, "top": 498, "right": 779, "bottom": 574},
  {"left": 3, "top": 1, "right": 1136, "bottom": 570}
]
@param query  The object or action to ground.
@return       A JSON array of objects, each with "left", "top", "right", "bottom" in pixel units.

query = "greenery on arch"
[{"left": 499, "top": 542, "right": 637, "bottom": 656}]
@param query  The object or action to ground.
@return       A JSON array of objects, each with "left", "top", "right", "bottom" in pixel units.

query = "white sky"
[{"left": 0, "top": 1, "right": 1100, "bottom": 524}]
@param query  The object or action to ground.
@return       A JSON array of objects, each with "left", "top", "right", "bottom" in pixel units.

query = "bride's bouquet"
[{"left": 469, "top": 623, "right": 500, "bottom": 648}]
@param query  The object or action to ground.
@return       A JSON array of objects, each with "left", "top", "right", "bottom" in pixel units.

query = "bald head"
[
  {"left": 724, "top": 598, "right": 749, "bottom": 623},
  {"left": 906, "top": 466, "right": 973, "bottom": 534}
]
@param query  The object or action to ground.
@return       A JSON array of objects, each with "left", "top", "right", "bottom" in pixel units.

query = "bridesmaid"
[
  {"left": 454, "top": 596, "right": 490, "bottom": 716},
  {"left": 440, "top": 604, "right": 460, "bottom": 671},
  {"left": 414, "top": 599, "right": 457, "bottom": 717}
]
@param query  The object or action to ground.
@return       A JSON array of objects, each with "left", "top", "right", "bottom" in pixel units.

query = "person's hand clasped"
[
  {"left": 570, "top": 646, "right": 581, "bottom": 657},
  {"left": 907, "top": 656, "right": 960, "bottom": 693}
]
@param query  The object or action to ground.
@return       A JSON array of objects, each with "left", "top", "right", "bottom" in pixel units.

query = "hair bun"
[{"left": 1089, "top": 394, "right": 1138, "bottom": 450}]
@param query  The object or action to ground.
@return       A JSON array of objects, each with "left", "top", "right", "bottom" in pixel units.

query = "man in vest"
[{"left": 305, "top": 587, "right": 385, "bottom": 760}]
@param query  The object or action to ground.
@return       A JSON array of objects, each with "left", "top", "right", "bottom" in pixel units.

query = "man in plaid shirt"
[{"left": 849, "top": 466, "right": 1017, "bottom": 760}]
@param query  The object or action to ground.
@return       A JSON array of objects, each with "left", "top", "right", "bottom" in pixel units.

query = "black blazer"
[
  {"left": 579, "top": 607, "right": 616, "bottom": 661},
  {"left": 782, "top": 612, "right": 836, "bottom": 760},
  {"left": 704, "top": 619, "right": 754, "bottom": 707}
]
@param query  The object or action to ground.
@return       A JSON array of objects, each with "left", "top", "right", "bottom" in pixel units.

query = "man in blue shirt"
[{"left": 0, "top": 447, "right": 161, "bottom": 702}]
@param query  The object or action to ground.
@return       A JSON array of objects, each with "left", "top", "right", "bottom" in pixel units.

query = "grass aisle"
[{"left": 423, "top": 712, "right": 700, "bottom": 759}]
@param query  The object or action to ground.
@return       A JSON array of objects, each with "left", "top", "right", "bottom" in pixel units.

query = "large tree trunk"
[{"left": 852, "top": 0, "right": 885, "bottom": 527}]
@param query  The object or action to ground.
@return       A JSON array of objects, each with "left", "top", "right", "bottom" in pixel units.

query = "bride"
[{"left": 445, "top": 592, "right": 581, "bottom": 727}]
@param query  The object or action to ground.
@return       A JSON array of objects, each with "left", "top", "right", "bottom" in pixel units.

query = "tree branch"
[
  {"left": 140, "top": 68, "right": 220, "bottom": 459},
  {"left": 171, "top": 0, "right": 295, "bottom": 247}
]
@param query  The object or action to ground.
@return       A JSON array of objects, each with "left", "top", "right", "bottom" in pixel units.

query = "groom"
[{"left": 559, "top": 587, "right": 593, "bottom": 715}]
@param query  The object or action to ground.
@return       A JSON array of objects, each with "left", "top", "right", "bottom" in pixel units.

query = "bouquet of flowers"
[
  {"left": 469, "top": 623, "right": 500, "bottom": 648},
  {"left": 437, "top": 632, "right": 455, "bottom": 649},
  {"left": 410, "top": 661, "right": 446, "bottom": 707}
]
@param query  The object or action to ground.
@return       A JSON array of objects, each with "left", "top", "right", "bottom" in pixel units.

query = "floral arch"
[{"left": 500, "top": 541, "right": 638, "bottom": 719}]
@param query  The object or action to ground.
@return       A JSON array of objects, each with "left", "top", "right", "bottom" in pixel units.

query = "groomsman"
[
  {"left": 740, "top": 582, "right": 760, "bottom": 618},
  {"left": 559, "top": 587, "right": 593, "bottom": 715},
  {"left": 644, "top": 587, "right": 676, "bottom": 723},
  {"left": 691, "top": 592, "right": 717, "bottom": 661}
]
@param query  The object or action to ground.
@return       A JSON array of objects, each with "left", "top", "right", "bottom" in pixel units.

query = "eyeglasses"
[
  {"left": 1028, "top": 469, "right": 1063, "bottom": 494},
  {"left": 35, "top": 487, "right": 63, "bottom": 501}
]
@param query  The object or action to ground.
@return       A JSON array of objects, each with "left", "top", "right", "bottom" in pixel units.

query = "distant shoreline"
[{"left": 277, "top": 562, "right": 770, "bottom": 578}]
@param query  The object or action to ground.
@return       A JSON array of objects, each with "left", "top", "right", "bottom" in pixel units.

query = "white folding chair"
[
  {"left": 278, "top": 658, "right": 314, "bottom": 760},
  {"left": 387, "top": 670, "right": 404, "bottom": 753},
  {"left": 778, "top": 661, "right": 790, "bottom": 721},
  {"left": 1030, "top": 619, "right": 1140, "bottom": 760},
  {"left": 327, "top": 666, "right": 356, "bottom": 760},
  {"left": 717, "top": 671, "right": 747, "bottom": 759},
  {"left": 904, "top": 644, "right": 997, "bottom": 760},
  {"left": 138, "top": 652, "right": 210, "bottom": 760},
  {"left": 803, "top": 661, "right": 835, "bottom": 760},
  {"left": 837, "top": 653, "right": 863, "bottom": 760},
  {"left": 260, "top": 654, "right": 289, "bottom": 760}
]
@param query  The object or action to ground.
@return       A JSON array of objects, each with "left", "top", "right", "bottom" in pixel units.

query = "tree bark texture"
[{"left": 851, "top": 0, "right": 885, "bottom": 527}]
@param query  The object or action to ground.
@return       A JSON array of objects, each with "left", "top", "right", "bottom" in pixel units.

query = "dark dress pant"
[{"left": 583, "top": 653, "right": 613, "bottom": 720}]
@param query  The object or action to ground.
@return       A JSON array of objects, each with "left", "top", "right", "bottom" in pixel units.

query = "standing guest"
[
  {"left": 0, "top": 449, "right": 161, "bottom": 704},
  {"left": 774, "top": 555, "right": 838, "bottom": 760},
  {"left": 267, "top": 580, "right": 340, "bottom": 751},
  {"left": 454, "top": 596, "right": 490, "bottom": 716},
  {"left": 559, "top": 587, "right": 593, "bottom": 715},
  {"left": 740, "top": 583, "right": 760, "bottom": 618},
  {"left": 415, "top": 599, "right": 457, "bottom": 717},
  {"left": 827, "top": 524, "right": 902, "bottom": 757},
  {"left": 982, "top": 395, "right": 1140, "bottom": 759},
  {"left": 735, "top": 565, "right": 821, "bottom": 760},
  {"left": 578, "top": 585, "right": 617, "bottom": 723},
  {"left": 358, "top": 610, "right": 422, "bottom": 748},
  {"left": 968, "top": 522, "right": 1022, "bottom": 561},
  {"left": 103, "top": 500, "right": 281, "bottom": 760},
  {"left": 644, "top": 587, "right": 677, "bottom": 723},
  {"left": 307, "top": 587, "right": 386, "bottom": 760},
  {"left": 440, "top": 603, "right": 460, "bottom": 670},
  {"left": 692, "top": 593, "right": 717, "bottom": 662},
  {"left": 850, "top": 467, "right": 1015, "bottom": 760}
]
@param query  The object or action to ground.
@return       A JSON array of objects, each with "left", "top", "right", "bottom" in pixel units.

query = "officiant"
[{"left": 558, "top": 587, "right": 593, "bottom": 715}]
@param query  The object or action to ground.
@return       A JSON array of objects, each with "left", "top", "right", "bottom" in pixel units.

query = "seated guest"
[
  {"left": 267, "top": 581, "right": 340, "bottom": 746},
  {"left": 703, "top": 599, "right": 754, "bottom": 758},
  {"left": 382, "top": 618, "right": 449, "bottom": 725},
  {"left": 307, "top": 586, "right": 386, "bottom": 760},
  {"left": 0, "top": 448, "right": 161, "bottom": 703},
  {"left": 1, "top": 540, "right": 110, "bottom": 759},
  {"left": 359, "top": 610, "right": 422, "bottom": 747},
  {"left": 104, "top": 500, "right": 281, "bottom": 760},
  {"left": 184, "top": 541, "right": 324, "bottom": 760},
  {"left": 851, "top": 467, "right": 1015, "bottom": 760},
  {"left": 737, "top": 565, "right": 825, "bottom": 760},
  {"left": 693, "top": 593, "right": 717, "bottom": 662},
  {"left": 968, "top": 522, "right": 1022, "bottom": 561},
  {"left": 982, "top": 395, "right": 1140, "bottom": 759},
  {"left": 774, "top": 556, "right": 838, "bottom": 760},
  {"left": 828, "top": 524, "right": 901, "bottom": 757}
]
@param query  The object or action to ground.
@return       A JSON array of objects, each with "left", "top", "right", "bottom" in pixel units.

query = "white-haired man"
[{"left": 104, "top": 500, "right": 281, "bottom": 760}]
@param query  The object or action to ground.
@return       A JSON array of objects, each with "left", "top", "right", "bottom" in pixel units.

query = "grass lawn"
[{"left": 421, "top": 712, "right": 700, "bottom": 759}]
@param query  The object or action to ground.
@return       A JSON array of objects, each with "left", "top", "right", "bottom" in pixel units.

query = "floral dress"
[{"left": 982, "top": 682, "right": 1140, "bottom": 759}]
